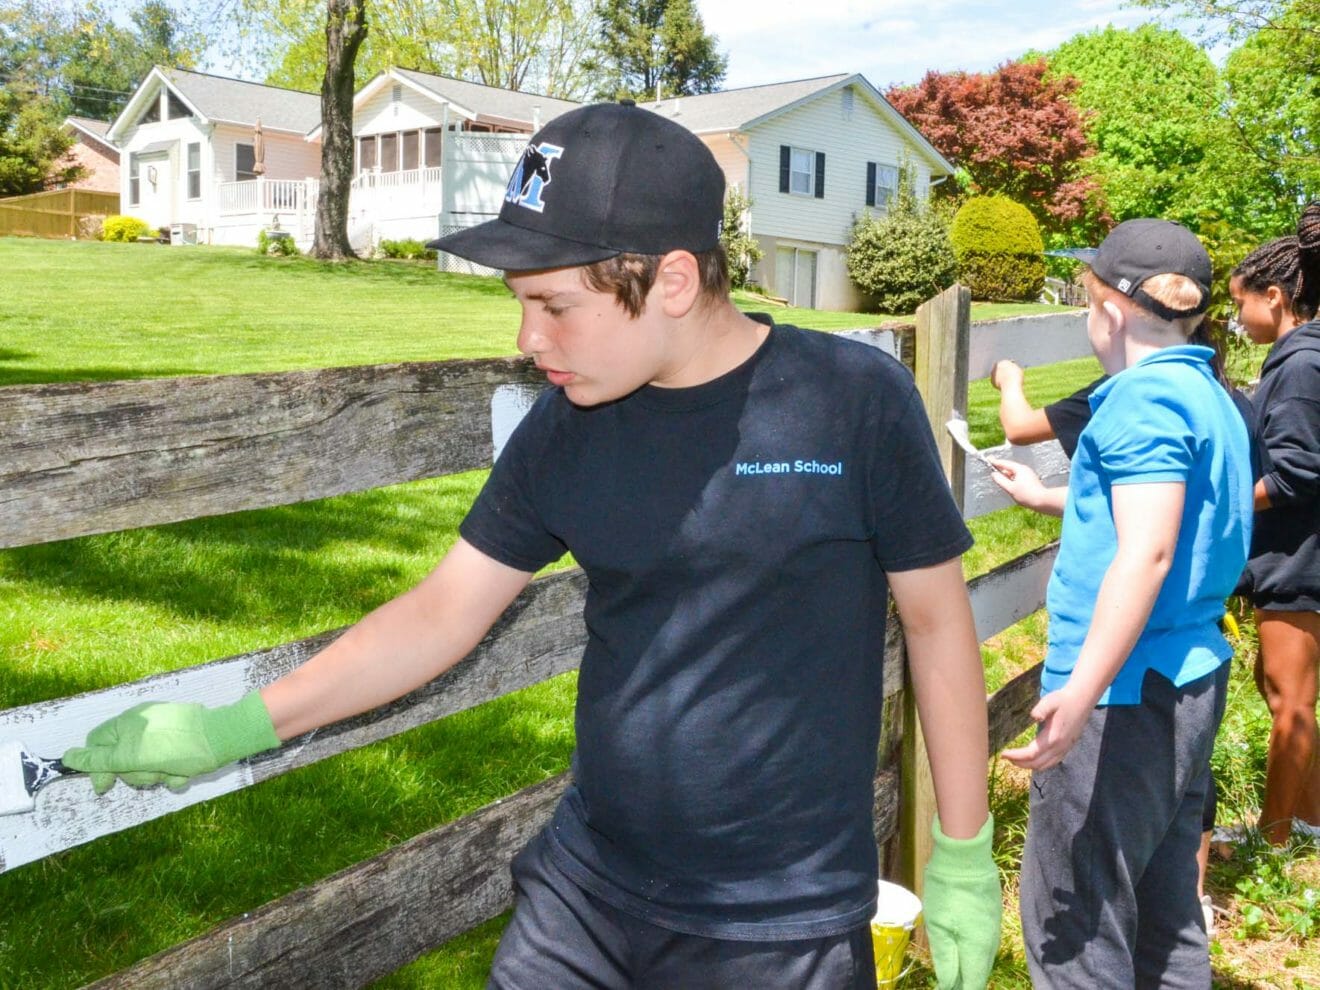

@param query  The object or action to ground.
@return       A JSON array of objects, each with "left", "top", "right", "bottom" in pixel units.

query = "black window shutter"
[
  {"left": 866, "top": 162, "right": 876, "bottom": 207},
  {"left": 815, "top": 152, "right": 826, "bottom": 198},
  {"left": 779, "top": 145, "right": 790, "bottom": 193}
]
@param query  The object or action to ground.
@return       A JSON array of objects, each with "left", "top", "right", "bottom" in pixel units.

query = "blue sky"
[{"left": 696, "top": 0, "right": 1194, "bottom": 90}]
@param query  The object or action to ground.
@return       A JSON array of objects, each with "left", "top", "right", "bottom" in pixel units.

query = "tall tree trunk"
[{"left": 311, "top": 0, "right": 367, "bottom": 260}]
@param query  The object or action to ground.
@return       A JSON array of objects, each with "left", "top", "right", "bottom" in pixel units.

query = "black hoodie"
[{"left": 1244, "top": 320, "right": 1320, "bottom": 610}]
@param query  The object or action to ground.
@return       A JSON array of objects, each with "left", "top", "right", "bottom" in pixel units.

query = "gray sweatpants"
[{"left": 1021, "top": 664, "right": 1229, "bottom": 989}]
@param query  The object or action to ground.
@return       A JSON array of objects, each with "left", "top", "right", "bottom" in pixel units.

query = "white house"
[
  {"left": 642, "top": 74, "right": 955, "bottom": 311},
  {"left": 314, "top": 68, "right": 581, "bottom": 252},
  {"left": 106, "top": 67, "right": 322, "bottom": 245}
]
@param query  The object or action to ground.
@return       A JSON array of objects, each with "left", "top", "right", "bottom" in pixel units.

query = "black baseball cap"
[
  {"left": 1055, "top": 218, "right": 1212, "bottom": 320},
  {"left": 426, "top": 102, "right": 726, "bottom": 271}
]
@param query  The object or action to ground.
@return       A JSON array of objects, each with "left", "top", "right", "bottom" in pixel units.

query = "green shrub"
[
  {"left": 379, "top": 238, "right": 436, "bottom": 260},
  {"left": 950, "top": 196, "right": 1046, "bottom": 301},
  {"left": 846, "top": 161, "right": 957, "bottom": 313},
  {"left": 257, "top": 229, "right": 300, "bottom": 257},
  {"left": 100, "top": 215, "right": 153, "bottom": 242},
  {"left": 720, "top": 187, "right": 763, "bottom": 289}
]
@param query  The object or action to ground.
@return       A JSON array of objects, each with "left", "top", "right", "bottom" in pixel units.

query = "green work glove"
[
  {"left": 63, "top": 690, "right": 280, "bottom": 795},
  {"left": 922, "top": 814, "right": 1001, "bottom": 990}
]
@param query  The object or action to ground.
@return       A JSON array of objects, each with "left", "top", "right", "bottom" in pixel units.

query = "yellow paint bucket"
[{"left": 871, "top": 880, "right": 922, "bottom": 988}]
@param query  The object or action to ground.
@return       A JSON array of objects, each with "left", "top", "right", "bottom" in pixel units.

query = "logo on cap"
[{"left": 505, "top": 141, "right": 565, "bottom": 213}]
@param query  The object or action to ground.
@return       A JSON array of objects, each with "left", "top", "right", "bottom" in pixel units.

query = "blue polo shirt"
[{"left": 1042, "top": 345, "right": 1253, "bottom": 705}]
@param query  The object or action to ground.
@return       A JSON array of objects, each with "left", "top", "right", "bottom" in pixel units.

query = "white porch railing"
[
  {"left": 351, "top": 166, "right": 444, "bottom": 192},
  {"left": 217, "top": 177, "right": 319, "bottom": 216}
]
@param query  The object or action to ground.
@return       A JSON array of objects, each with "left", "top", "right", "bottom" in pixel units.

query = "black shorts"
[{"left": 488, "top": 829, "right": 877, "bottom": 990}]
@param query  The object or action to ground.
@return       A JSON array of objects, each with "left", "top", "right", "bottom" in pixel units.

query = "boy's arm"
[
  {"left": 889, "top": 557, "right": 1000, "bottom": 990},
  {"left": 64, "top": 539, "right": 534, "bottom": 789},
  {"left": 991, "top": 359, "right": 1056, "bottom": 446},
  {"left": 888, "top": 557, "right": 989, "bottom": 836},
  {"left": 1003, "top": 481, "right": 1184, "bottom": 771},
  {"left": 264, "top": 539, "right": 535, "bottom": 738}
]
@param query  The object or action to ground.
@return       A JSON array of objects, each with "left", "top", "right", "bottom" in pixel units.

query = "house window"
[
  {"left": 128, "top": 154, "right": 140, "bottom": 205},
  {"left": 424, "top": 127, "right": 444, "bottom": 167},
  {"left": 187, "top": 142, "right": 201, "bottom": 199},
  {"left": 236, "top": 143, "right": 257, "bottom": 181},
  {"left": 866, "top": 162, "right": 899, "bottom": 209},
  {"left": 779, "top": 145, "right": 825, "bottom": 198},
  {"left": 401, "top": 130, "right": 419, "bottom": 170},
  {"left": 380, "top": 132, "right": 398, "bottom": 172},
  {"left": 358, "top": 135, "right": 378, "bottom": 173},
  {"left": 137, "top": 94, "right": 161, "bottom": 126},
  {"left": 166, "top": 91, "right": 191, "bottom": 119}
]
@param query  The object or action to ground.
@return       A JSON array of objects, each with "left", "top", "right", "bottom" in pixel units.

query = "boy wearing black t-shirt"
[{"left": 65, "top": 104, "right": 1001, "bottom": 989}]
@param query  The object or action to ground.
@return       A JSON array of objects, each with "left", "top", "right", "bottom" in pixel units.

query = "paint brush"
[
  {"left": 945, "top": 417, "right": 1007, "bottom": 474},
  {"left": 0, "top": 739, "right": 77, "bottom": 816}
]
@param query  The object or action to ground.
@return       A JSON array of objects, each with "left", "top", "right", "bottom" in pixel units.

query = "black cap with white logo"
[
  {"left": 427, "top": 102, "right": 726, "bottom": 271},
  {"left": 1055, "top": 218, "right": 1212, "bottom": 320}
]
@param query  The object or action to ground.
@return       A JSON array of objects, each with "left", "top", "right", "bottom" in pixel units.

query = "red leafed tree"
[{"left": 887, "top": 59, "right": 1103, "bottom": 234}]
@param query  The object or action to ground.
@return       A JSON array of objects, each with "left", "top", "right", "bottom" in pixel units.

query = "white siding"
[
  {"left": 211, "top": 124, "right": 319, "bottom": 185},
  {"left": 357, "top": 83, "right": 448, "bottom": 136},
  {"left": 118, "top": 114, "right": 210, "bottom": 230},
  {"left": 746, "top": 85, "right": 933, "bottom": 249}
]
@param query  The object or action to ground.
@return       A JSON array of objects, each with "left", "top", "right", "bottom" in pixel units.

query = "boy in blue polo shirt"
[{"left": 990, "top": 219, "right": 1253, "bottom": 987}]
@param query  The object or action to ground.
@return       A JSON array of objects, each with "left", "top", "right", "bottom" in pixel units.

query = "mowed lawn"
[{"left": 4, "top": 239, "right": 1309, "bottom": 988}]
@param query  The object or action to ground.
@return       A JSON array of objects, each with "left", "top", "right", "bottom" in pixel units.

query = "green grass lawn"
[{"left": 0, "top": 239, "right": 1305, "bottom": 988}]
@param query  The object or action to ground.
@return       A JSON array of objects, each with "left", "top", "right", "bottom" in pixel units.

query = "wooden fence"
[
  {"left": 0, "top": 188, "right": 120, "bottom": 239},
  {"left": 0, "top": 295, "right": 1092, "bottom": 986}
]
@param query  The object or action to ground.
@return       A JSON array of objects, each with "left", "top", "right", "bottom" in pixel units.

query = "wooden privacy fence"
[
  {"left": 0, "top": 294, "right": 1091, "bottom": 987},
  {"left": 0, "top": 188, "right": 120, "bottom": 239}
]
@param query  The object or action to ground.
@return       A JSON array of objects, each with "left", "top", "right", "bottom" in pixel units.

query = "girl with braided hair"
[{"left": 1230, "top": 202, "right": 1320, "bottom": 845}]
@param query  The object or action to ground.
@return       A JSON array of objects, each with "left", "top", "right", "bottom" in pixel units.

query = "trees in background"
[
  {"left": 885, "top": 60, "right": 1102, "bottom": 239},
  {"left": 0, "top": 0, "right": 201, "bottom": 194},
  {"left": 595, "top": 0, "right": 726, "bottom": 100},
  {"left": 248, "top": 0, "right": 602, "bottom": 101},
  {"left": 1043, "top": 22, "right": 1303, "bottom": 241}
]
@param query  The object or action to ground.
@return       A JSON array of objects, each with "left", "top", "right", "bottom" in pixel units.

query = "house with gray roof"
[
  {"left": 107, "top": 67, "right": 323, "bottom": 244},
  {"left": 322, "top": 68, "right": 582, "bottom": 251},
  {"left": 642, "top": 73, "right": 955, "bottom": 310}
]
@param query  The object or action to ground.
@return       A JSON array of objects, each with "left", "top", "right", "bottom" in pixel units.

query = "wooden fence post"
[{"left": 900, "top": 283, "right": 971, "bottom": 899}]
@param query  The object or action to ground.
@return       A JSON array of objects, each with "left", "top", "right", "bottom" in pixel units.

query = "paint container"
[{"left": 871, "top": 879, "right": 922, "bottom": 987}]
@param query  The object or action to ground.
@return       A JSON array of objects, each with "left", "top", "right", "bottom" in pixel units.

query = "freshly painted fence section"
[
  {"left": 968, "top": 311, "right": 1091, "bottom": 381},
  {"left": 0, "top": 570, "right": 588, "bottom": 874}
]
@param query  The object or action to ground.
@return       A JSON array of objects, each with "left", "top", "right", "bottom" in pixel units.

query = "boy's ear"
[
  {"left": 656, "top": 250, "right": 702, "bottom": 318},
  {"left": 1099, "top": 297, "right": 1126, "bottom": 337}
]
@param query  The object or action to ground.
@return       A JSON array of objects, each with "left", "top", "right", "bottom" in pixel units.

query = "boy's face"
[{"left": 505, "top": 265, "right": 673, "bottom": 407}]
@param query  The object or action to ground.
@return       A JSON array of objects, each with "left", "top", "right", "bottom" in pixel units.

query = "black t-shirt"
[
  {"left": 1043, "top": 376, "right": 1107, "bottom": 459},
  {"left": 460, "top": 323, "right": 972, "bottom": 939}
]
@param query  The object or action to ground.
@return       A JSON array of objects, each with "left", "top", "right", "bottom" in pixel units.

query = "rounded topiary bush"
[
  {"left": 950, "top": 196, "right": 1046, "bottom": 301},
  {"left": 101, "top": 215, "right": 154, "bottom": 242}
]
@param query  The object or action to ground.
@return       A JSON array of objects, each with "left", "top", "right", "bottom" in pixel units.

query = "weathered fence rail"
[{"left": 0, "top": 304, "right": 1089, "bottom": 986}]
